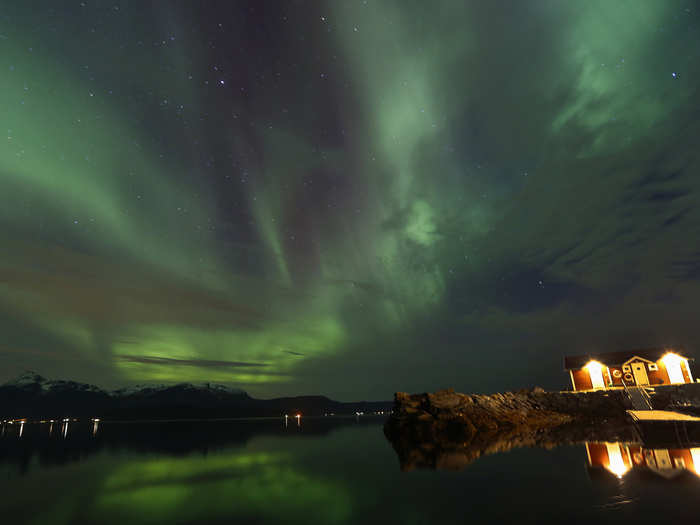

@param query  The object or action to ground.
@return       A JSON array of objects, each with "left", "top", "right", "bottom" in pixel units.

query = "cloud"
[{"left": 116, "top": 355, "right": 269, "bottom": 369}]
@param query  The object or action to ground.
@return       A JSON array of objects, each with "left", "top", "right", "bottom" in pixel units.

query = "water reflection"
[
  {"left": 385, "top": 413, "right": 700, "bottom": 485},
  {"left": 1, "top": 419, "right": 28, "bottom": 439},
  {"left": 0, "top": 417, "right": 381, "bottom": 525},
  {"left": 0, "top": 416, "right": 381, "bottom": 475},
  {"left": 585, "top": 441, "right": 700, "bottom": 481},
  {"left": 384, "top": 415, "right": 644, "bottom": 471},
  {"left": 3, "top": 417, "right": 700, "bottom": 523},
  {"left": 92, "top": 450, "right": 352, "bottom": 524}
]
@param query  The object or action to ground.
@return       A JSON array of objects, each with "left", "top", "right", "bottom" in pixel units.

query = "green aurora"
[{"left": 2, "top": 1, "right": 700, "bottom": 398}]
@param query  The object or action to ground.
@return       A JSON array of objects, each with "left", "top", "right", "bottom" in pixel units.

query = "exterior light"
[
  {"left": 584, "top": 360, "right": 603, "bottom": 373},
  {"left": 584, "top": 360, "right": 606, "bottom": 389},
  {"left": 661, "top": 352, "right": 686, "bottom": 384}
]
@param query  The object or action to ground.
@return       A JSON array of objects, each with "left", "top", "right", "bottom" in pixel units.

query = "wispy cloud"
[{"left": 116, "top": 355, "right": 269, "bottom": 369}]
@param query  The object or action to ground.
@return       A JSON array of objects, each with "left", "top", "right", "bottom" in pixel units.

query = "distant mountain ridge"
[{"left": 0, "top": 371, "right": 392, "bottom": 420}]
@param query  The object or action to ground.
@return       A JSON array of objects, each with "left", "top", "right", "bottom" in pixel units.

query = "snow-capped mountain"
[
  {"left": 112, "top": 382, "right": 247, "bottom": 398},
  {"left": 6, "top": 371, "right": 106, "bottom": 394},
  {"left": 0, "top": 371, "right": 391, "bottom": 420}
]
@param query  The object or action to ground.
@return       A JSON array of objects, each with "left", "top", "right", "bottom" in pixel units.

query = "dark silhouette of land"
[{"left": 0, "top": 372, "right": 392, "bottom": 420}]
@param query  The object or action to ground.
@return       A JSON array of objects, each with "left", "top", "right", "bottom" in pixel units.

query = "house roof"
[{"left": 563, "top": 348, "right": 692, "bottom": 370}]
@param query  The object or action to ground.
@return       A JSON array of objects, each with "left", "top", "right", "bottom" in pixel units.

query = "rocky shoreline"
[{"left": 384, "top": 384, "right": 700, "bottom": 471}]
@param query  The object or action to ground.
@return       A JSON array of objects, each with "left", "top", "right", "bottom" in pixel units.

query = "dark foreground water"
[{"left": 2, "top": 417, "right": 700, "bottom": 524}]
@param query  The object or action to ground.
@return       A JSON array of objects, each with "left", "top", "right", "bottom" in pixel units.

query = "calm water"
[{"left": 1, "top": 417, "right": 699, "bottom": 524}]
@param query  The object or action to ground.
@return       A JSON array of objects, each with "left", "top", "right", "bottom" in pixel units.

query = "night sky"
[{"left": 2, "top": 1, "right": 700, "bottom": 400}]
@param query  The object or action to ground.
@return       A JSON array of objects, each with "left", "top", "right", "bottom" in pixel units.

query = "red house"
[{"left": 563, "top": 348, "right": 694, "bottom": 391}]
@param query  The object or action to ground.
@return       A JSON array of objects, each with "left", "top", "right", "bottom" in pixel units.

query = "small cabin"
[{"left": 564, "top": 349, "right": 694, "bottom": 391}]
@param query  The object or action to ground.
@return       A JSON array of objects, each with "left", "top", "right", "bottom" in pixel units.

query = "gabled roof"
[{"left": 563, "top": 348, "right": 692, "bottom": 370}]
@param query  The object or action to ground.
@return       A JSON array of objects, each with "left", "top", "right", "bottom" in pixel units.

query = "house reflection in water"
[{"left": 585, "top": 442, "right": 700, "bottom": 480}]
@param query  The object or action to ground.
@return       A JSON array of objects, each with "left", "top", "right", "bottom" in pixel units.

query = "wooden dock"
[{"left": 627, "top": 410, "right": 700, "bottom": 422}]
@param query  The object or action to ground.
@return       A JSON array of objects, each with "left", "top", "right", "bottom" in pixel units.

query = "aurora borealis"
[{"left": 2, "top": 1, "right": 700, "bottom": 399}]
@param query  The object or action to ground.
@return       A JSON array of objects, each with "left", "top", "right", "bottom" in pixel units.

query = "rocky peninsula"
[{"left": 384, "top": 384, "right": 700, "bottom": 471}]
